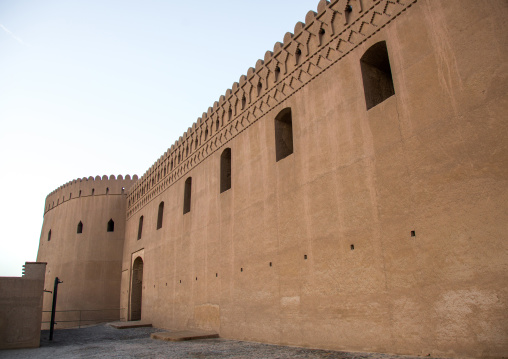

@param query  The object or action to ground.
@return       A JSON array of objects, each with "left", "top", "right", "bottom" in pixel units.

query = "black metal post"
[{"left": 49, "top": 277, "right": 63, "bottom": 341}]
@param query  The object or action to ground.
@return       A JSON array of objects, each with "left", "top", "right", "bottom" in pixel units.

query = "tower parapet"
[{"left": 44, "top": 175, "right": 138, "bottom": 216}]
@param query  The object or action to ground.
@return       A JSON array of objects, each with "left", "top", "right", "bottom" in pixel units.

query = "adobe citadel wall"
[
  {"left": 120, "top": 0, "right": 508, "bottom": 358},
  {"left": 37, "top": 175, "right": 137, "bottom": 328}
]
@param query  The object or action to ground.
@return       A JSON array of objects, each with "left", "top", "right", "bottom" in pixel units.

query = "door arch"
[{"left": 130, "top": 256, "right": 143, "bottom": 321}]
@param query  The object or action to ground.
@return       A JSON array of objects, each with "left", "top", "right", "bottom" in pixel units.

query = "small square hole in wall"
[
  {"left": 240, "top": 268, "right": 243, "bottom": 272},
  {"left": 216, "top": 273, "right": 218, "bottom": 277},
  {"left": 196, "top": 277, "right": 198, "bottom": 281},
  {"left": 411, "top": 230, "right": 416, "bottom": 237},
  {"left": 350, "top": 244, "right": 355, "bottom": 250},
  {"left": 304, "top": 255, "right": 307, "bottom": 260},
  {"left": 269, "top": 262, "right": 272, "bottom": 267}
]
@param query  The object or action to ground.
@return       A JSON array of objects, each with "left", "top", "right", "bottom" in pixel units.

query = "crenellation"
[{"left": 44, "top": 174, "right": 137, "bottom": 216}]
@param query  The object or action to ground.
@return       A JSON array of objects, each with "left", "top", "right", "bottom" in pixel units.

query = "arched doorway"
[{"left": 130, "top": 257, "right": 143, "bottom": 321}]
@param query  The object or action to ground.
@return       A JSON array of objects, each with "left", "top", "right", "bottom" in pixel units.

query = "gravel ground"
[{"left": 0, "top": 324, "right": 444, "bottom": 359}]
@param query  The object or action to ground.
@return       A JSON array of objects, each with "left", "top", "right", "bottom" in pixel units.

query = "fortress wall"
[
  {"left": 125, "top": 0, "right": 380, "bottom": 217},
  {"left": 37, "top": 176, "right": 136, "bottom": 328},
  {"left": 120, "top": 0, "right": 508, "bottom": 358}
]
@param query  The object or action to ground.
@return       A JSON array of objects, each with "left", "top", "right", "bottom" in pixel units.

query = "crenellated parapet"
[
  {"left": 44, "top": 175, "right": 138, "bottom": 216},
  {"left": 126, "top": 0, "right": 417, "bottom": 218}
]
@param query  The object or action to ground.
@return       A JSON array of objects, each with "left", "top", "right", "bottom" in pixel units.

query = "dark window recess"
[
  {"left": 157, "top": 202, "right": 164, "bottom": 229},
  {"left": 274, "top": 108, "right": 294, "bottom": 161},
  {"left": 91, "top": 188, "right": 95, "bottom": 195},
  {"left": 350, "top": 244, "right": 355, "bottom": 250},
  {"left": 295, "top": 48, "right": 301, "bottom": 65},
  {"left": 360, "top": 41, "right": 395, "bottom": 110},
  {"left": 106, "top": 187, "right": 109, "bottom": 195},
  {"left": 241, "top": 96, "right": 246, "bottom": 110},
  {"left": 47, "top": 229, "right": 52, "bottom": 241},
  {"left": 137, "top": 216, "right": 143, "bottom": 239},
  {"left": 183, "top": 177, "right": 192, "bottom": 214},
  {"left": 274, "top": 66, "right": 280, "bottom": 82},
  {"left": 220, "top": 148, "right": 232, "bottom": 193},
  {"left": 304, "top": 254, "right": 307, "bottom": 260},
  {"left": 411, "top": 230, "right": 416, "bottom": 237},
  {"left": 318, "top": 28, "right": 325, "bottom": 44},
  {"left": 107, "top": 219, "right": 114, "bottom": 232},
  {"left": 77, "top": 221, "right": 83, "bottom": 234},
  {"left": 257, "top": 82, "right": 262, "bottom": 96}
]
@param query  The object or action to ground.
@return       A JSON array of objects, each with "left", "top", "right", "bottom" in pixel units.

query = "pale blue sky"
[{"left": 0, "top": 0, "right": 318, "bottom": 276}]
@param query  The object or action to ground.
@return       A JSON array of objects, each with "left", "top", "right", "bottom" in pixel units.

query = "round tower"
[{"left": 36, "top": 174, "right": 137, "bottom": 328}]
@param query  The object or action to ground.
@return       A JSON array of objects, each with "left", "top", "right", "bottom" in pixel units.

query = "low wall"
[{"left": 0, "top": 262, "right": 47, "bottom": 349}]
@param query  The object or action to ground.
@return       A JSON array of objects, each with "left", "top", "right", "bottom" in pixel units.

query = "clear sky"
[{"left": 0, "top": 0, "right": 319, "bottom": 276}]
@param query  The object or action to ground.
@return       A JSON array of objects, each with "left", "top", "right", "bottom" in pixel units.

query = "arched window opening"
[
  {"left": 47, "top": 229, "right": 52, "bottom": 241},
  {"left": 157, "top": 201, "right": 164, "bottom": 229},
  {"left": 319, "top": 28, "right": 325, "bottom": 44},
  {"left": 220, "top": 148, "right": 232, "bottom": 193},
  {"left": 360, "top": 41, "right": 395, "bottom": 110},
  {"left": 274, "top": 66, "right": 280, "bottom": 82},
  {"left": 241, "top": 96, "right": 246, "bottom": 110},
  {"left": 183, "top": 177, "right": 192, "bottom": 214},
  {"left": 106, "top": 187, "right": 109, "bottom": 195},
  {"left": 92, "top": 188, "right": 95, "bottom": 196},
  {"left": 274, "top": 108, "right": 294, "bottom": 161},
  {"left": 257, "top": 82, "right": 262, "bottom": 97},
  {"left": 137, "top": 216, "right": 143, "bottom": 240},
  {"left": 107, "top": 219, "right": 115, "bottom": 232},
  {"left": 77, "top": 221, "right": 83, "bottom": 234},
  {"left": 295, "top": 48, "right": 302, "bottom": 65}
]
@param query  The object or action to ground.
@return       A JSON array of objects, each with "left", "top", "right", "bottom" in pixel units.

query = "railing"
[{"left": 42, "top": 308, "right": 125, "bottom": 329}]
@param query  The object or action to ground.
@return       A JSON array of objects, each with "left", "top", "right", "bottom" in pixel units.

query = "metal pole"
[{"left": 49, "top": 277, "right": 63, "bottom": 341}]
